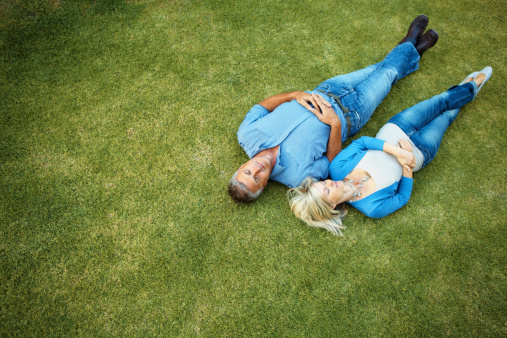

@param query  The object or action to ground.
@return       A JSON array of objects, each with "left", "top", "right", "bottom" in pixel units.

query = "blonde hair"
[{"left": 287, "top": 177, "right": 347, "bottom": 236}]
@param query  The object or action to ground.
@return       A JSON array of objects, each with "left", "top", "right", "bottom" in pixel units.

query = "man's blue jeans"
[
  {"left": 315, "top": 42, "right": 420, "bottom": 138},
  {"left": 388, "top": 82, "right": 477, "bottom": 168}
]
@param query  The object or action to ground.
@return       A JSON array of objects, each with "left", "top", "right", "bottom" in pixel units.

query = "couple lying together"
[{"left": 228, "top": 15, "right": 493, "bottom": 235}]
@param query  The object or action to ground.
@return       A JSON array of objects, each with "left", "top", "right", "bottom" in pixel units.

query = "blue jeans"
[
  {"left": 388, "top": 82, "right": 478, "bottom": 168},
  {"left": 314, "top": 42, "right": 420, "bottom": 138}
]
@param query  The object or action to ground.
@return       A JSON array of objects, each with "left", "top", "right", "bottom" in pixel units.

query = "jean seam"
[
  {"left": 348, "top": 110, "right": 360, "bottom": 137},
  {"left": 406, "top": 128, "right": 417, "bottom": 137},
  {"left": 417, "top": 146, "right": 431, "bottom": 168}
]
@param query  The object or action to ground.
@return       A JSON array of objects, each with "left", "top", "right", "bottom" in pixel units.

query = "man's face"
[{"left": 235, "top": 156, "right": 271, "bottom": 193}]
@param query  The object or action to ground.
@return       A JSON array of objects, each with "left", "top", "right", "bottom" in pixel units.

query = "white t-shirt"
[{"left": 355, "top": 123, "right": 424, "bottom": 192}]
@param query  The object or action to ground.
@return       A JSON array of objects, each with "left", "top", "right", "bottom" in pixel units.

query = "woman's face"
[{"left": 313, "top": 179, "right": 344, "bottom": 207}]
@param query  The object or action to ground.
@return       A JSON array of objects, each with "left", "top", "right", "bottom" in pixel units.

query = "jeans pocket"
[
  {"left": 346, "top": 109, "right": 361, "bottom": 138},
  {"left": 316, "top": 83, "right": 354, "bottom": 99},
  {"left": 418, "top": 147, "right": 431, "bottom": 169}
]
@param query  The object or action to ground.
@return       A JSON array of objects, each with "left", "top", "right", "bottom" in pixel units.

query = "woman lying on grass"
[{"left": 288, "top": 67, "right": 492, "bottom": 235}]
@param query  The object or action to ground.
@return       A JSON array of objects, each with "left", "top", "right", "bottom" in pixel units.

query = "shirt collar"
[{"left": 270, "top": 149, "right": 285, "bottom": 178}]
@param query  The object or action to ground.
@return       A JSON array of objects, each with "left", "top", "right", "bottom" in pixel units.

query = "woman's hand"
[
  {"left": 396, "top": 139, "right": 416, "bottom": 171},
  {"left": 310, "top": 93, "right": 341, "bottom": 127}
]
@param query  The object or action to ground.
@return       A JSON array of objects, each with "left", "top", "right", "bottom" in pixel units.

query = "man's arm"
[
  {"left": 311, "top": 93, "right": 342, "bottom": 162},
  {"left": 258, "top": 91, "right": 321, "bottom": 113},
  {"left": 326, "top": 121, "right": 342, "bottom": 162}
]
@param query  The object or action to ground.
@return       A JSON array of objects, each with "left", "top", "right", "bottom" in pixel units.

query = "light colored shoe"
[
  {"left": 459, "top": 72, "right": 479, "bottom": 85},
  {"left": 474, "top": 66, "right": 493, "bottom": 93}
]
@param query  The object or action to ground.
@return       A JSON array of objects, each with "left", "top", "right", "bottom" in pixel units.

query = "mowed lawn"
[{"left": 1, "top": 0, "right": 505, "bottom": 336}]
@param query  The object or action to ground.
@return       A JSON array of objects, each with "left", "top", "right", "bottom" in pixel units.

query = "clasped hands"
[
  {"left": 295, "top": 91, "right": 341, "bottom": 128},
  {"left": 396, "top": 139, "right": 416, "bottom": 172}
]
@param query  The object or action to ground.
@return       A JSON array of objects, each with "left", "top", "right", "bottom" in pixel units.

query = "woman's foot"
[
  {"left": 461, "top": 72, "right": 480, "bottom": 85},
  {"left": 460, "top": 67, "right": 492, "bottom": 91},
  {"left": 474, "top": 66, "right": 493, "bottom": 93},
  {"left": 473, "top": 73, "right": 486, "bottom": 87}
]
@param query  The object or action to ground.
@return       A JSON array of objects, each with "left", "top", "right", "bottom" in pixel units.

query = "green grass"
[{"left": 1, "top": 0, "right": 505, "bottom": 336}]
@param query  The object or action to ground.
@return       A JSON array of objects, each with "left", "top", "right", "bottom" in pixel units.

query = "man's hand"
[
  {"left": 310, "top": 93, "right": 340, "bottom": 127},
  {"left": 294, "top": 91, "right": 322, "bottom": 114},
  {"left": 396, "top": 139, "right": 416, "bottom": 172}
]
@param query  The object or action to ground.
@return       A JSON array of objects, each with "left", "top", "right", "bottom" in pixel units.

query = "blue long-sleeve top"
[{"left": 329, "top": 136, "right": 413, "bottom": 218}]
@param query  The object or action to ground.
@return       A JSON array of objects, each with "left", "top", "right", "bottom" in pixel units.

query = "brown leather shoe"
[
  {"left": 415, "top": 29, "right": 439, "bottom": 56},
  {"left": 399, "top": 15, "right": 429, "bottom": 45}
]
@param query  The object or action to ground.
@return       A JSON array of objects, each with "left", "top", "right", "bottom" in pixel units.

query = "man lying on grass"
[{"left": 229, "top": 15, "right": 438, "bottom": 203}]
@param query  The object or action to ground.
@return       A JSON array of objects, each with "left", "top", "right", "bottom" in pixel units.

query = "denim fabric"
[
  {"left": 387, "top": 82, "right": 477, "bottom": 167},
  {"left": 237, "top": 43, "right": 420, "bottom": 188},
  {"left": 315, "top": 42, "right": 420, "bottom": 138}
]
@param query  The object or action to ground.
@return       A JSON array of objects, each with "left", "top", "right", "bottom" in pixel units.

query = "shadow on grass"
[{"left": 1, "top": 0, "right": 145, "bottom": 58}]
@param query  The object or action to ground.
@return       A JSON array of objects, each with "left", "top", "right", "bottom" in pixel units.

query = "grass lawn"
[{"left": 1, "top": 0, "right": 505, "bottom": 336}]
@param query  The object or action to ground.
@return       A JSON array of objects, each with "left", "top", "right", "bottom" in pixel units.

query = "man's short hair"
[{"left": 228, "top": 172, "right": 262, "bottom": 203}]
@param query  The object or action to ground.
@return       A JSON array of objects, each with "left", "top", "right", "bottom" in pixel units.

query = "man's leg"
[
  {"left": 336, "top": 42, "right": 421, "bottom": 137},
  {"left": 316, "top": 14, "right": 428, "bottom": 97},
  {"left": 314, "top": 16, "right": 436, "bottom": 139}
]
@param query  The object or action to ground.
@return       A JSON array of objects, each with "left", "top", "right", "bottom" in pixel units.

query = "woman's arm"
[
  {"left": 358, "top": 177, "right": 414, "bottom": 218},
  {"left": 382, "top": 140, "right": 416, "bottom": 172},
  {"left": 398, "top": 139, "right": 414, "bottom": 178},
  {"left": 362, "top": 139, "right": 415, "bottom": 218},
  {"left": 402, "top": 166, "right": 413, "bottom": 179},
  {"left": 329, "top": 136, "right": 385, "bottom": 179}
]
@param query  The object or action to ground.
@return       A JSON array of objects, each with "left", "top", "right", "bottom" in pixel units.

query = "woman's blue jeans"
[
  {"left": 387, "top": 82, "right": 478, "bottom": 168},
  {"left": 315, "top": 42, "right": 420, "bottom": 138}
]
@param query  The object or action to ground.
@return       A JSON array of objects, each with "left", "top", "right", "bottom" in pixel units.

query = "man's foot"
[
  {"left": 415, "top": 29, "right": 439, "bottom": 56},
  {"left": 399, "top": 15, "right": 429, "bottom": 45}
]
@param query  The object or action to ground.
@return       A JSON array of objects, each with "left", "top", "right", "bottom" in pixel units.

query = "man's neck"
[{"left": 254, "top": 146, "right": 279, "bottom": 172}]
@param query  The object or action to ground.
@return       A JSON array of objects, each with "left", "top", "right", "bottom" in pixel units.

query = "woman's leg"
[
  {"left": 409, "top": 108, "right": 462, "bottom": 167},
  {"left": 388, "top": 82, "right": 475, "bottom": 135},
  {"left": 389, "top": 81, "right": 477, "bottom": 167}
]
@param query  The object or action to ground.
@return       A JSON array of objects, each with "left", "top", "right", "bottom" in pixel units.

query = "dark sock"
[{"left": 406, "top": 37, "right": 417, "bottom": 45}]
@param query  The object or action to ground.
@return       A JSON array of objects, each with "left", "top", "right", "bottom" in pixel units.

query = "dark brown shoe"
[
  {"left": 415, "top": 29, "right": 439, "bottom": 56},
  {"left": 399, "top": 15, "right": 429, "bottom": 45}
]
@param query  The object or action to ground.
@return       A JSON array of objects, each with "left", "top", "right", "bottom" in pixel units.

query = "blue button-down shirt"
[{"left": 237, "top": 93, "right": 347, "bottom": 188}]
